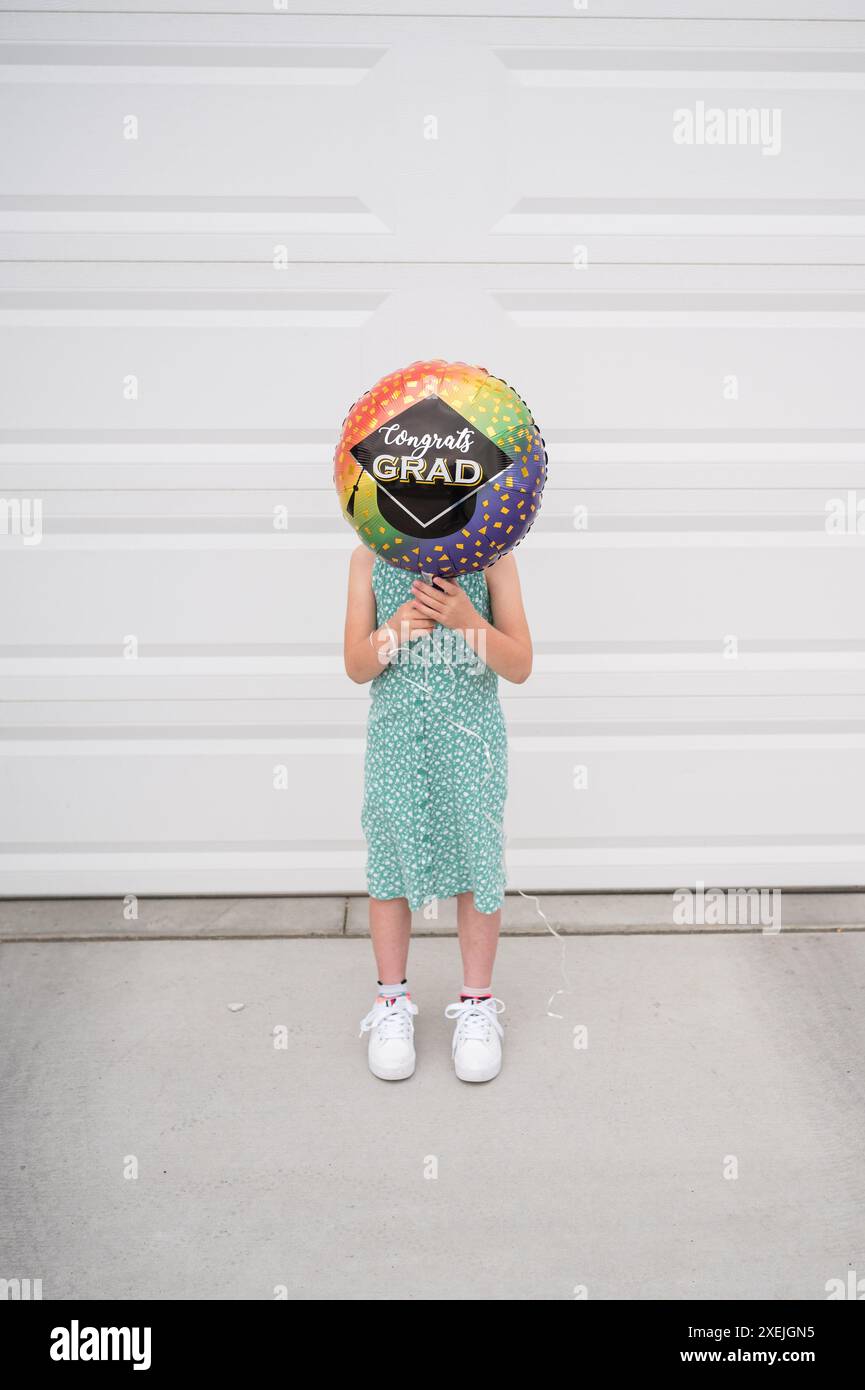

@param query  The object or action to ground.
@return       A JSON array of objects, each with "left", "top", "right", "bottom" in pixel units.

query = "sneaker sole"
[
  {"left": 455, "top": 1059, "right": 501, "bottom": 1084},
  {"left": 369, "top": 1058, "right": 416, "bottom": 1081}
]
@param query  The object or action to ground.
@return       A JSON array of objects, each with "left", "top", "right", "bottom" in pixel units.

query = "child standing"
[{"left": 343, "top": 546, "right": 533, "bottom": 1083}]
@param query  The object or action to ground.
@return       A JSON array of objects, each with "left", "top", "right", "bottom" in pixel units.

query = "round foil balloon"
[{"left": 333, "top": 359, "right": 547, "bottom": 575}]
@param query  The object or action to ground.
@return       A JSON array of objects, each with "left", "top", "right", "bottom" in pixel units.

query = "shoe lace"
[
  {"left": 444, "top": 997, "right": 505, "bottom": 1049},
  {"left": 358, "top": 994, "right": 418, "bottom": 1041}
]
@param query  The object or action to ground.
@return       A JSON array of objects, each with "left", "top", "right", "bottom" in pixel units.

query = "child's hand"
[
  {"left": 410, "top": 577, "right": 477, "bottom": 630},
  {"left": 390, "top": 600, "right": 436, "bottom": 643}
]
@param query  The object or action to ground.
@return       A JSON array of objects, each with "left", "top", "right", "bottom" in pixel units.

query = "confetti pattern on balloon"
[{"left": 333, "top": 359, "right": 547, "bottom": 574}]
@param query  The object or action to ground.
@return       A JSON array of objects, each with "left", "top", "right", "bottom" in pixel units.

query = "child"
[{"left": 343, "top": 545, "right": 533, "bottom": 1083}]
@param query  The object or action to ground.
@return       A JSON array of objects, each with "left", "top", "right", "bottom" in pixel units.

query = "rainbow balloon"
[{"left": 333, "top": 359, "right": 547, "bottom": 575}]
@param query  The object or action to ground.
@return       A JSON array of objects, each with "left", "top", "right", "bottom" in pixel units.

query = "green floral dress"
[{"left": 362, "top": 557, "right": 508, "bottom": 914}]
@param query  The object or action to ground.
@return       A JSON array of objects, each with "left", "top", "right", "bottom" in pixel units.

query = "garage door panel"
[
  {"left": 2, "top": 17, "right": 862, "bottom": 218},
  {"left": 508, "top": 749, "right": 865, "bottom": 839},
  {"left": 0, "top": 752, "right": 366, "bottom": 844},
  {"left": 1, "top": 746, "right": 860, "bottom": 844},
  {"left": 523, "top": 550, "right": 865, "bottom": 645},
  {"left": 0, "top": 745, "right": 861, "bottom": 896},
  {"left": 5, "top": 690, "right": 865, "bottom": 732},
  {"left": 2, "top": 546, "right": 863, "bottom": 645},
  {"left": 3, "top": 319, "right": 865, "bottom": 433}
]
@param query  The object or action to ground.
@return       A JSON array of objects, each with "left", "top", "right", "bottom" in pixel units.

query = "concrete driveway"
[{"left": 1, "top": 916, "right": 863, "bottom": 1300}]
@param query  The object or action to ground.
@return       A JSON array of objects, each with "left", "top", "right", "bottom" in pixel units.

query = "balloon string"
[{"left": 386, "top": 631, "right": 571, "bottom": 1021}]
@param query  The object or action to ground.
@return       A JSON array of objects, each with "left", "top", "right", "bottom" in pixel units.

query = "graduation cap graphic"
[{"left": 347, "top": 394, "right": 512, "bottom": 540}]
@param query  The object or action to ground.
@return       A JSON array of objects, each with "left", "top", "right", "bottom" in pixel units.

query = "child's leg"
[
  {"left": 362, "top": 896, "right": 416, "bottom": 1082},
  {"left": 368, "top": 895, "right": 411, "bottom": 984},
  {"left": 455, "top": 891, "right": 501, "bottom": 992},
  {"left": 448, "top": 894, "right": 505, "bottom": 1083}
]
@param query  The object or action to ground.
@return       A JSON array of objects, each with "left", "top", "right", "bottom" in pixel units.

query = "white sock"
[{"left": 377, "top": 979, "right": 408, "bottom": 1001}]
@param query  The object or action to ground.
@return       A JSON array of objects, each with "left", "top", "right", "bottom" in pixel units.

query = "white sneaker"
[
  {"left": 359, "top": 994, "right": 418, "bottom": 1081},
  {"left": 444, "top": 997, "right": 505, "bottom": 1083}
]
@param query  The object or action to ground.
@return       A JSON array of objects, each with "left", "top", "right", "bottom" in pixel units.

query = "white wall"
[{"left": 1, "top": 1, "right": 864, "bottom": 894}]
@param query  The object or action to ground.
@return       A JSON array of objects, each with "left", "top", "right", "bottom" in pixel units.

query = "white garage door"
[{"left": 1, "top": 1, "right": 864, "bottom": 896}]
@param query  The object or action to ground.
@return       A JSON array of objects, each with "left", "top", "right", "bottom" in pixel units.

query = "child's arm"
[
  {"left": 410, "top": 554, "right": 532, "bottom": 684},
  {"left": 343, "top": 545, "right": 435, "bottom": 684}
]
